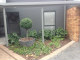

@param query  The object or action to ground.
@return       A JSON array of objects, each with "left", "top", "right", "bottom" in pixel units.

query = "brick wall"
[{"left": 66, "top": 7, "right": 80, "bottom": 41}]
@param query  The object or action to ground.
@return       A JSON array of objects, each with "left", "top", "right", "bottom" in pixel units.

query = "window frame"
[{"left": 43, "top": 11, "right": 56, "bottom": 30}]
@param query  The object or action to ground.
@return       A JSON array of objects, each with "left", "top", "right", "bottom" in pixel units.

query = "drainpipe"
[{"left": 3, "top": 7, "right": 8, "bottom": 46}]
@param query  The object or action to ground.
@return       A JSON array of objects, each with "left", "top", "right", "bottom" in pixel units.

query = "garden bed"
[
  {"left": 7, "top": 38, "right": 70, "bottom": 60},
  {"left": 7, "top": 23, "right": 69, "bottom": 60}
]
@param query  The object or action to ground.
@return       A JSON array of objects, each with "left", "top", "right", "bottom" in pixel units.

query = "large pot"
[{"left": 19, "top": 37, "right": 35, "bottom": 47}]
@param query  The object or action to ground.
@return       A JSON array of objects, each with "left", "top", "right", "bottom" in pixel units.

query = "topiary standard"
[{"left": 20, "top": 18, "right": 32, "bottom": 39}]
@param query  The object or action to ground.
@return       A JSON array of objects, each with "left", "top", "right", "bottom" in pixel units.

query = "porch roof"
[{"left": 0, "top": 1, "right": 80, "bottom": 7}]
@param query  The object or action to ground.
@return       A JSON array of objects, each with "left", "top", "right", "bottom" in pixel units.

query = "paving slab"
[
  {"left": 0, "top": 45, "right": 26, "bottom": 60},
  {"left": 49, "top": 41, "right": 80, "bottom": 60},
  {"left": 0, "top": 48, "right": 15, "bottom": 60},
  {"left": 0, "top": 37, "right": 6, "bottom": 45}
]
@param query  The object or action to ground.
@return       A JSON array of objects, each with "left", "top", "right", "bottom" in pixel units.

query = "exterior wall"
[
  {"left": 6, "top": 0, "right": 65, "bottom": 2},
  {"left": 6, "top": 5, "right": 64, "bottom": 36},
  {"left": 66, "top": 7, "right": 80, "bottom": 41},
  {"left": 0, "top": 0, "right": 6, "bottom": 3}
]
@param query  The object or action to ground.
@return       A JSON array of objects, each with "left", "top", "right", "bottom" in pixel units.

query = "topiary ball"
[{"left": 20, "top": 18, "right": 32, "bottom": 30}]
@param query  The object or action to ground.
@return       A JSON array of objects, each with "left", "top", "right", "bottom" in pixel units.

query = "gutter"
[{"left": 0, "top": 1, "right": 80, "bottom": 7}]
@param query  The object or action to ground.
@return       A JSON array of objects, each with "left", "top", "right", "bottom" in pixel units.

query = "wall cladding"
[
  {"left": 66, "top": 7, "right": 80, "bottom": 41},
  {"left": 6, "top": 5, "right": 64, "bottom": 36}
]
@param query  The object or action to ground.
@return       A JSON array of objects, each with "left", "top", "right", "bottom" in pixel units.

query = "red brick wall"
[{"left": 66, "top": 7, "right": 80, "bottom": 41}]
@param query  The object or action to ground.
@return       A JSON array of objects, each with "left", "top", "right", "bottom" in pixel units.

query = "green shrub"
[
  {"left": 48, "top": 42, "right": 54, "bottom": 46},
  {"left": 8, "top": 33, "right": 20, "bottom": 45},
  {"left": 55, "top": 27, "right": 67, "bottom": 38},
  {"left": 37, "top": 31, "right": 42, "bottom": 38},
  {"left": 28, "top": 30, "right": 37, "bottom": 38},
  {"left": 20, "top": 18, "right": 32, "bottom": 30},
  {"left": 20, "top": 18, "right": 32, "bottom": 38},
  {"left": 9, "top": 41, "right": 52, "bottom": 56},
  {"left": 50, "top": 28, "right": 67, "bottom": 48},
  {"left": 44, "top": 30, "right": 53, "bottom": 40},
  {"left": 53, "top": 40, "right": 60, "bottom": 48},
  {"left": 51, "top": 38, "right": 60, "bottom": 48},
  {"left": 38, "top": 28, "right": 67, "bottom": 39},
  {"left": 52, "top": 36, "right": 64, "bottom": 42},
  {"left": 38, "top": 30, "right": 55, "bottom": 40},
  {"left": 51, "top": 36, "right": 64, "bottom": 48}
]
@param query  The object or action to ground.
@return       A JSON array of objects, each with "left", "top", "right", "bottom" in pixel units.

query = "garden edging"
[{"left": 39, "top": 41, "right": 75, "bottom": 60}]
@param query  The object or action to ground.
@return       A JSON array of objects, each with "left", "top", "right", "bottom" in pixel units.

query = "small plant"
[
  {"left": 55, "top": 27, "right": 67, "bottom": 38},
  {"left": 20, "top": 18, "right": 32, "bottom": 39},
  {"left": 44, "top": 30, "right": 53, "bottom": 40},
  {"left": 37, "top": 31, "right": 42, "bottom": 38},
  {"left": 9, "top": 41, "right": 52, "bottom": 56},
  {"left": 8, "top": 33, "right": 20, "bottom": 45},
  {"left": 52, "top": 36, "right": 64, "bottom": 42},
  {"left": 38, "top": 29, "right": 55, "bottom": 40},
  {"left": 28, "top": 30, "right": 37, "bottom": 38},
  {"left": 53, "top": 40, "right": 60, "bottom": 48},
  {"left": 51, "top": 36, "right": 64, "bottom": 48},
  {"left": 48, "top": 42, "right": 54, "bottom": 46}
]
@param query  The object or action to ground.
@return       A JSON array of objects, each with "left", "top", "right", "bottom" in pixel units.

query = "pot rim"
[{"left": 19, "top": 37, "right": 35, "bottom": 42}]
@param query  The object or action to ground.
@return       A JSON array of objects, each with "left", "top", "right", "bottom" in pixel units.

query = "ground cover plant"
[
  {"left": 8, "top": 27, "right": 69, "bottom": 60},
  {"left": 8, "top": 33, "right": 20, "bottom": 45},
  {"left": 9, "top": 40, "right": 52, "bottom": 56},
  {"left": 28, "top": 30, "right": 38, "bottom": 38},
  {"left": 20, "top": 18, "right": 32, "bottom": 38}
]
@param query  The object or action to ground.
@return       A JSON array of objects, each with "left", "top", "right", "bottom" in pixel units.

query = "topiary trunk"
[{"left": 26, "top": 30, "right": 28, "bottom": 40}]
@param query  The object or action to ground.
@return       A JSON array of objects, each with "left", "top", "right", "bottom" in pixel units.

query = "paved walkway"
[
  {"left": 0, "top": 45, "right": 26, "bottom": 60},
  {"left": 0, "top": 37, "right": 6, "bottom": 45},
  {"left": 49, "top": 41, "right": 80, "bottom": 60},
  {"left": 0, "top": 48, "right": 15, "bottom": 60}
]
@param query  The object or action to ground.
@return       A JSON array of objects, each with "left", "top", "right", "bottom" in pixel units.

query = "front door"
[
  {"left": 0, "top": 12, "right": 6, "bottom": 45},
  {"left": 7, "top": 12, "right": 20, "bottom": 35},
  {"left": 0, "top": 13, "right": 5, "bottom": 37}
]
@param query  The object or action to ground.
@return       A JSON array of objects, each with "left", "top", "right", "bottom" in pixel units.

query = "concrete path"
[
  {"left": 0, "top": 48, "right": 15, "bottom": 60},
  {"left": 0, "top": 45, "right": 26, "bottom": 60},
  {"left": 49, "top": 41, "right": 80, "bottom": 60},
  {"left": 0, "top": 37, "right": 6, "bottom": 45}
]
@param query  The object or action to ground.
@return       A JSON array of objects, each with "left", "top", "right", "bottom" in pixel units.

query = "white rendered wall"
[{"left": 0, "top": 0, "right": 6, "bottom": 3}]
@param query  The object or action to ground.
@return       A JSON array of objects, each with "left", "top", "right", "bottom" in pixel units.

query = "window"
[{"left": 44, "top": 11, "right": 56, "bottom": 30}]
